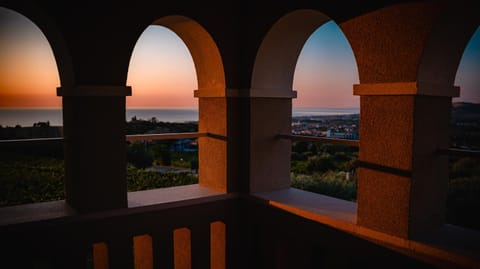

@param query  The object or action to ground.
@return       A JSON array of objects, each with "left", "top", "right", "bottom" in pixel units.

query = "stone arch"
[
  {"left": 131, "top": 15, "right": 228, "bottom": 191},
  {"left": 338, "top": 1, "right": 479, "bottom": 238},
  {"left": 251, "top": 9, "right": 331, "bottom": 97},
  {"left": 0, "top": 4, "right": 74, "bottom": 88},
  {"left": 417, "top": 2, "right": 480, "bottom": 96},
  {"left": 248, "top": 9, "right": 362, "bottom": 192},
  {"left": 153, "top": 15, "right": 226, "bottom": 95}
]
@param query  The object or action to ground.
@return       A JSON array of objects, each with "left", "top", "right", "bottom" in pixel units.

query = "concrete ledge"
[
  {"left": 252, "top": 187, "right": 356, "bottom": 227},
  {"left": 0, "top": 199, "right": 76, "bottom": 226},
  {"left": 0, "top": 184, "right": 230, "bottom": 227},
  {"left": 251, "top": 187, "right": 480, "bottom": 269},
  {"left": 127, "top": 184, "right": 226, "bottom": 208}
]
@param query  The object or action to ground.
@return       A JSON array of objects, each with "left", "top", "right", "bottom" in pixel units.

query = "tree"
[
  {"left": 292, "top": 141, "right": 308, "bottom": 153},
  {"left": 151, "top": 141, "right": 172, "bottom": 166},
  {"left": 306, "top": 154, "right": 335, "bottom": 174},
  {"left": 451, "top": 157, "right": 480, "bottom": 178},
  {"left": 127, "top": 142, "right": 153, "bottom": 169},
  {"left": 161, "top": 149, "right": 172, "bottom": 166},
  {"left": 309, "top": 143, "right": 318, "bottom": 155}
]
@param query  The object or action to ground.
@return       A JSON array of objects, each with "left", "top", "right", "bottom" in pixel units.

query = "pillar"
[
  {"left": 248, "top": 90, "right": 296, "bottom": 193},
  {"left": 195, "top": 90, "right": 227, "bottom": 192},
  {"left": 58, "top": 85, "right": 131, "bottom": 213},
  {"left": 354, "top": 82, "right": 458, "bottom": 238}
]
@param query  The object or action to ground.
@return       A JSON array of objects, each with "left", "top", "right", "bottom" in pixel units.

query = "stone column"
[
  {"left": 195, "top": 89, "right": 229, "bottom": 192},
  {"left": 248, "top": 89, "right": 297, "bottom": 193},
  {"left": 58, "top": 85, "right": 131, "bottom": 213},
  {"left": 354, "top": 82, "right": 458, "bottom": 238}
]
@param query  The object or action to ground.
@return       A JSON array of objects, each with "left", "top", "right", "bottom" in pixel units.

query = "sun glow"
[
  {"left": 126, "top": 25, "right": 198, "bottom": 108},
  {"left": 0, "top": 7, "right": 60, "bottom": 108}
]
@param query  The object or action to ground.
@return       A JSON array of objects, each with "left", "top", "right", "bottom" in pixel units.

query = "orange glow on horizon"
[
  {"left": 0, "top": 7, "right": 60, "bottom": 108},
  {"left": 126, "top": 25, "right": 198, "bottom": 108},
  {"left": 0, "top": 94, "right": 61, "bottom": 108}
]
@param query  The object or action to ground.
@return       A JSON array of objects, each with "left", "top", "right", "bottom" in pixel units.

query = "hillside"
[{"left": 452, "top": 101, "right": 480, "bottom": 120}]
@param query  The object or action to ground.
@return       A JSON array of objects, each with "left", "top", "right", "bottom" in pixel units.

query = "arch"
[
  {"left": 127, "top": 15, "right": 228, "bottom": 192},
  {"left": 152, "top": 15, "right": 226, "bottom": 95},
  {"left": 454, "top": 27, "right": 480, "bottom": 103},
  {"left": 293, "top": 20, "right": 360, "bottom": 108},
  {"left": 417, "top": 2, "right": 480, "bottom": 96},
  {"left": 251, "top": 9, "right": 331, "bottom": 97},
  {"left": 0, "top": 4, "right": 74, "bottom": 88},
  {"left": 126, "top": 25, "right": 198, "bottom": 109}
]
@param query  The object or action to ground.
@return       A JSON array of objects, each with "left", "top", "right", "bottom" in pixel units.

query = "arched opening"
[
  {"left": 249, "top": 9, "right": 360, "bottom": 196},
  {"left": 0, "top": 7, "right": 63, "bottom": 206},
  {"left": 126, "top": 25, "right": 199, "bottom": 191},
  {"left": 125, "top": 15, "right": 226, "bottom": 192},
  {"left": 448, "top": 26, "right": 480, "bottom": 231},
  {"left": 291, "top": 20, "right": 359, "bottom": 201}
]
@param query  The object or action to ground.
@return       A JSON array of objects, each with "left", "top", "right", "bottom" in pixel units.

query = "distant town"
[
  {"left": 1, "top": 102, "right": 479, "bottom": 149},
  {"left": 292, "top": 114, "right": 359, "bottom": 140}
]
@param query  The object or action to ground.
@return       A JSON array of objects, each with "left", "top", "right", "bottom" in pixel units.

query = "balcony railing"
[
  {"left": 277, "top": 134, "right": 359, "bottom": 147},
  {"left": 0, "top": 132, "right": 234, "bottom": 268},
  {"left": 1, "top": 133, "right": 480, "bottom": 268},
  {"left": 277, "top": 134, "right": 480, "bottom": 158},
  {"left": 0, "top": 137, "right": 64, "bottom": 145},
  {"left": 436, "top": 147, "right": 480, "bottom": 158},
  {"left": 0, "top": 132, "right": 228, "bottom": 145},
  {"left": 0, "top": 184, "right": 236, "bottom": 269},
  {"left": 126, "top": 132, "right": 227, "bottom": 142}
]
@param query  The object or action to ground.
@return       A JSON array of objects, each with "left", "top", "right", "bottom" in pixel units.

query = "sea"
[{"left": 0, "top": 107, "right": 359, "bottom": 127}]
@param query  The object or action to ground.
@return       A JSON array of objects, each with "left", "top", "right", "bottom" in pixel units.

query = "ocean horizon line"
[
  {"left": 1, "top": 107, "right": 360, "bottom": 127},
  {"left": 0, "top": 100, "right": 475, "bottom": 110},
  {"left": 0, "top": 106, "right": 361, "bottom": 110}
]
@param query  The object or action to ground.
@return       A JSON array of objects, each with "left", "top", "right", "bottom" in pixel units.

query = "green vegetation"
[
  {"left": 290, "top": 142, "right": 358, "bottom": 201},
  {"left": 291, "top": 171, "right": 357, "bottom": 201},
  {"left": 126, "top": 116, "right": 197, "bottom": 135},
  {"left": 126, "top": 117, "right": 199, "bottom": 170},
  {"left": 1, "top": 108, "right": 479, "bottom": 231},
  {"left": 127, "top": 141, "right": 198, "bottom": 170},
  {"left": 0, "top": 157, "right": 64, "bottom": 206},
  {"left": 0, "top": 118, "right": 200, "bottom": 207},
  {"left": 125, "top": 140, "right": 200, "bottom": 193},
  {"left": 446, "top": 157, "right": 480, "bottom": 230},
  {"left": 0, "top": 155, "right": 198, "bottom": 206},
  {"left": 127, "top": 167, "right": 197, "bottom": 191}
]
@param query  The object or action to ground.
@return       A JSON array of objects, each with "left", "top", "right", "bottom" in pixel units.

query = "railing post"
[{"left": 210, "top": 221, "right": 226, "bottom": 269}]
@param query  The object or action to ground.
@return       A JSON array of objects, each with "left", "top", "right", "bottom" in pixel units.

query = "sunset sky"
[{"left": 0, "top": 7, "right": 479, "bottom": 109}]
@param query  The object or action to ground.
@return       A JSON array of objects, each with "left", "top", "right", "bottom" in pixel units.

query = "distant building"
[
  {"left": 326, "top": 129, "right": 358, "bottom": 140},
  {"left": 171, "top": 138, "right": 198, "bottom": 152}
]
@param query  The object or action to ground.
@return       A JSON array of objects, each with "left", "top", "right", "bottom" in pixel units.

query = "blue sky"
[
  {"left": 454, "top": 27, "right": 480, "bottom": 103},
  {"left": 293, "top": 21, "right": 360, "bottom": 108}
]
